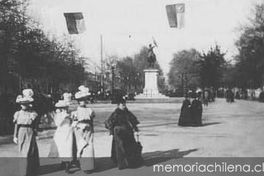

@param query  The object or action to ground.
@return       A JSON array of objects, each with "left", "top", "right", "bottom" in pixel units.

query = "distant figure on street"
[
  {"left": 235, "top": 91, "right": 240, "bottom": 99},
  {"left": 226, "top": 89, "right": 234, "bottom": 103},
  {"left": 190, "top": 93, "right": 203, "bottom": 126},
  {"left": 259, "top": 91, "right": 264, "bottom": 102},
  {"left": 178, "top": 94, "right": 192, "bottom": 126},
  {"left": 210, "top": 87, "right": 216, "bottom": 102},
  {"left": 203, "top": 90, "right": 209, "bottom": 106},
  {"left": 105, "top": 97, "right": 143, "bottom": 169}
]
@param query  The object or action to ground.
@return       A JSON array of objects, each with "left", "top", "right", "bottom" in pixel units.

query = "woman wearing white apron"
[
  {"left": 72, "top": 85, "right": 95, "bottom": 174},
  {"left": 53, "top": 99, "right": 74, "bottom": 174}
]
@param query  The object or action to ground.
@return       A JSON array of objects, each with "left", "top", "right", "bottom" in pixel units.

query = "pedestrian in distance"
[
  {"left": 203, "top": 90, "right": 209, "bottom": 107},
  {"left": 190, "top": 93, "right": 203, "bottom": 126},
  {"left": 178, "top": 94, "right": 192, "bottom": 126},
  {"left": 259, "top": 90, "right": 264, "bottom": 102},
  {"left": 226, "top": 89, "right": 234, "bottom": 103}
]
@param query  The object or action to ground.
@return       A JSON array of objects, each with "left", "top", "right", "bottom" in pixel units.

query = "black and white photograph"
[{"left": 0, "top": 0, "right": 264, "bottom": 175}]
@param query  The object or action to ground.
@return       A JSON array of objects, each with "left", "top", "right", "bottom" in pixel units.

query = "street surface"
[{"left": 0, "top": 98, "right": 264, "bottom": 175}]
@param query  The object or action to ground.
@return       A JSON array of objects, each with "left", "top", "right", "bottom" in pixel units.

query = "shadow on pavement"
[
  {"left": 140, "top": 122, "right": 177, "bottom": 128},
  {"left": 93, "top": 148, "right": 198, "bottom": 173},
  {"left": 201, "top": 122, "right": 221, "bottom": 127},
  {"left": 143, "top": 148, "right": 198, "bottom": 166},
  {"left": 38, "top": 149, "right": 198, "bottom": 175}
]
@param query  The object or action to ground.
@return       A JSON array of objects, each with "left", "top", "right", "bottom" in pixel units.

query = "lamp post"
[{"left": 111, "top": 65, "right": 115, "bottom": 95}]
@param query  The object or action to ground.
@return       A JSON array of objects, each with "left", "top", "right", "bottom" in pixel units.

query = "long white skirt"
[{"left": 54, "top": 124, "right": 73, "bottom": 161}]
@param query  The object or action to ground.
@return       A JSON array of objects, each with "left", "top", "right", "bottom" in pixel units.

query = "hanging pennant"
[
  {"left": 64, "top": 12, "right": 86, "bottom": 34},
  {"left": 166, "top": 3, "right": 185, "bottom": 28}
]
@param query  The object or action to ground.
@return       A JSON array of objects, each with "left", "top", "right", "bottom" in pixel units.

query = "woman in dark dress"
[
  {"left": 190, "top": 93, "right": 203, "bottom": 126},
  {"left": 178, "top": 95, "right": 192, "bottom": 126},
  {"left": 105, "top": 98, "right": 141, "bottom": 169}
]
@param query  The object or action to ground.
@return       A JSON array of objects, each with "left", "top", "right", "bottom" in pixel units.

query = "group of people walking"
[
  {"left": 51, "top": 86, "right": 95, "bottom": 174},
  {"left": 225, "top": 89, "right": 235, "bottom": 103},
  {"left": 178, "top": 93, "right": 203, "bottom": 127},
  {"left": 12, "top": 86, "right": 142, "bottom": 176}
]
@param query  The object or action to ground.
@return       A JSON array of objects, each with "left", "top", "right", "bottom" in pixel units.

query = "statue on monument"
[{"left": 147, "top": 43, "right": 156, "bottom": 68}]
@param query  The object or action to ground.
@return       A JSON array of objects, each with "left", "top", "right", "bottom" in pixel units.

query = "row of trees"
[
  {"left": 0, "top": 0, "right": 85, "bottom": 96},
  {"left": 168, "top": 46, "right": 227, "bottom": 94},
  {"left": 169, "top": 1, "right": 264, "bottom": 93},
  {"left": 232, "top": 2, "right": 264, "bottom": 88},
  {"left": 0, "top": 0, "right": 86, "bottom": 134}
]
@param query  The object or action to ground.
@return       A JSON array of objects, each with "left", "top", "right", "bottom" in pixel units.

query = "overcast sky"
[{"left": 28, "top": 0, "right": 261, "bottom": 73}]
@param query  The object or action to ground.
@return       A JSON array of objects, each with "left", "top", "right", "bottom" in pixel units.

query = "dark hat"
[{"left": 116, "top": 96, "right": 126, "bottom": 104}]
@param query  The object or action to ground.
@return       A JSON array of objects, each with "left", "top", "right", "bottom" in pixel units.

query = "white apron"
[{"left": 53, "top": 111, "right": 73, "bottom": 160}]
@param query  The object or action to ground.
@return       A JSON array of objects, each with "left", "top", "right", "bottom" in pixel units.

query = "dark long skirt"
[
  {"left": 191, "top": 100, "right": 203, "bottom": 126},
  {"left": 111, "top": 126, "right": 138, "bottom": 169},
  {"left": 178, "top": 100, "right": 193, "bottom": 126}
]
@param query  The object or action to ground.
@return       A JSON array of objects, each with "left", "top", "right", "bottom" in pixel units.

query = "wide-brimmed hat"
[
  {"left": 16, "top": 89, "right": 34, "bottom": 104},
  {"left": 22, "top": 89, "right": 34, "bottom": 97},
  {"left": 55, "top": 100, "right": 70, "bottom": 108},
  {"left": 75, "top": 85, "right": 91, "bottom": 100}
]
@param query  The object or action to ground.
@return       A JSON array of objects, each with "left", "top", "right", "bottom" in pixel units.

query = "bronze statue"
[{"left": 147, "top": 44, "right": 156, "bottom": 68}]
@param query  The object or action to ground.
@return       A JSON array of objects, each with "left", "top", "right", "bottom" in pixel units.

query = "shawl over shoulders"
[{"left": 105, "top": 108, "right": 139, "bottom": 135}]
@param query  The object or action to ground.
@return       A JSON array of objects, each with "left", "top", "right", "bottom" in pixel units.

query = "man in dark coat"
[
  {"left": 178, "top": 94, "right": 192, "bottom": 126},
  {"left": 259, "top": 91, "right": 264, "bottom": 102},
  {"left": 105, "top": 98, "right": 142, "bottom": 169},
  {"left": 190, "top": 93, "right": 203, "bottom": 126}
]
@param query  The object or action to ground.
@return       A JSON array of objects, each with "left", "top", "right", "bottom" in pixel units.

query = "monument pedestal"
[{"left": 135, "top": 69, "right": 168, "bottom": 99}]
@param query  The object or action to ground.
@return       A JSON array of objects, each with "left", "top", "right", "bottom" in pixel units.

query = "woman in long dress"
[
  {"left": 53, "top": 99, "right": 74, "bottom": 173},
  {"left": 72, "top": 85, "right": 95, "bottom": 174},
  {"left": 105, "top": 98, "right": 141, "bottom": 170},
  {"left": 190, "top": 93, "right": 203, "bottom": 126},
  {"left": 178, "top": 94, "right": 192, "bottom": 126},
  {"left": 13, "top": 89, "right": 39, "bottom": 176}
]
